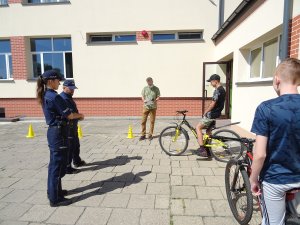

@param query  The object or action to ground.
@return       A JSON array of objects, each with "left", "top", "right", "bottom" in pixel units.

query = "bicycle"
[
  {"left": 224, "top": 137, "right": 300, "bottom": 225},
  {"left": 158, "top": 110, "right": 243, "bottom": 162}
]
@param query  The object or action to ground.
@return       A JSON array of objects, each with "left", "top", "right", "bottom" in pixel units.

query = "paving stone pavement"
[{"left": 0, "top": 118, "right": 261, "bottom": 225}]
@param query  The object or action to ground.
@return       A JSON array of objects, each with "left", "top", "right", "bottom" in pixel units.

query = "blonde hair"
[{"left": 275, "top": 58, "right": 300, "bottom": 85}]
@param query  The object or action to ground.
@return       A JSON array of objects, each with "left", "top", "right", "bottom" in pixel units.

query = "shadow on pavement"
[
  {"left": 68, "top": 171, "right": 151, "bottom": 204},
  {"left": 78, "top": 155, "right": 142, "bottom": 172}
]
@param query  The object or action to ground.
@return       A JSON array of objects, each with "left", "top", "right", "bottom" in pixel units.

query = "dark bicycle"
[
  {"left": 224, "top": 137, "right": 300, "bottom": 225},
  {"left": 159, "top": 110, "right": 243, "bottom": 162}
]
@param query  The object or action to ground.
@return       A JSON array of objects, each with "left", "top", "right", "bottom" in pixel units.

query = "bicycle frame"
[
  {"left": 172, "top": 114, "right": 197, "bottom": 139},
  {"left": 230, "top": 141, "right": 254, "bottom": 192},
  {"left": 172, "top": 118, "right": 213, "bottom": 146},
  {"left": 173, "top": 112, "right": 239, "bottom": 148}
]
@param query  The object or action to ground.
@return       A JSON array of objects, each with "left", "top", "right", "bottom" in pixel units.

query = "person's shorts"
[{"left": 200, "top": 117, "right": 215, "bottom": 129}]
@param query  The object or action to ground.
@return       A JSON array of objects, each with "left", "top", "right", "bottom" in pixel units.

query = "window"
[
  {"left": 152, "top": 31, "right": 203, "bottom": 42},
  {"left": 178, "top": 32, "right": 203, "bottom": 40},
  {"left": 90, "top": 34, "right": 136, "bottom": 43},
  {"left": 91, "top": 35, "right": 112, "bottom": 42},
  {"left": 31, "top": 37, "right": 73, "bottom": 78},
  {"left": 250, "top": 48, "right": 261, "bottom": 78},
  {"left": 0, "top": 40, "right": 12, "bottom": 80},
  {"left": 115, "top": 35, "right": 136, "bottom": 42},
  {"left": 262, "top": 38, "right": 278, "bottom": 78},
  {"left": 27, "top": 0, "right": 68, "bottom": 3},
  {"left": 0, "top": 0, "right": 8, "bottom": 5},
  {"left": 153, "top": 33, "right": 176, "bottom": 41},
  {"left": 250, "top": 37, "right": 280, "bottom": 79}
]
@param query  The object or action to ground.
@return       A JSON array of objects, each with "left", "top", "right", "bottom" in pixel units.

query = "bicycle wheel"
[
  {"left": 225, "top": 159, "right": 253, "bottom": 225},
  {"left": 159, "top": 126, "right": 189, "bottom": 156},
  {"left": 210, "top": 129, "right": 242, "bottom": 162}
]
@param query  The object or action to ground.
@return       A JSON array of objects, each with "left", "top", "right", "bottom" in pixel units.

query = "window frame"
[
  {"left": 248, "top": 35, "right": 281, "bottom": 81},
  {"left": 0, "top": 40, "right": 12, "bottom": 80},
  {"left": 152, "top": 33, "right": 176, "bottom": 41},
  {"left": 178, "top": 31, "right": 203, "bottom": 40},
  {"left": 0, "top": 0, "right": 8, "bottom": 6},
  {"left": 152, "top": 31, "right": 203, "bottom": 42},
  {"left": 249, "top": 47, "right": 263, "bottom": 79},
  {"left": 24, "top": 0, "right": 70, "bottom": 5},
  {"left": 30, "top": 37, "right": 73, "bottom": 79},
  {"left": 0, "top": 53, "right": 13, "bottom": 80},
  {"left": 89, "top": 34, "right": 137, "bottom": 44}
]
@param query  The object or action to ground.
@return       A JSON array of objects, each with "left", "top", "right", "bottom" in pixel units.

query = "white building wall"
[
  {"left": 0, "top": 0, "right": 219, "bottom": 98},
  {"left": 293, "top": 0, "right": 300, "bottom": 17},
  {"left": 214, "top": 0, "right": 286, "bottom": 130},
  {"left": 223, "top": 0, "right": 243, "bottom": 22}
]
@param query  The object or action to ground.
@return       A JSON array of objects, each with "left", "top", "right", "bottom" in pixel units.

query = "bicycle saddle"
[{"left": 176, "top": 110, "right": 188, "bottom": 114}]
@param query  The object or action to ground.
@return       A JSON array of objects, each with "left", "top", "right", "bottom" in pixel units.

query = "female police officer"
[{"left": 37, "top": 70, "right": 84, "bottom": 207}]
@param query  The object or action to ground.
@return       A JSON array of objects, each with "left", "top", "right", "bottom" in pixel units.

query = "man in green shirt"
[{"left": 140, "top": 77, "right": 160, "bottom": 141}]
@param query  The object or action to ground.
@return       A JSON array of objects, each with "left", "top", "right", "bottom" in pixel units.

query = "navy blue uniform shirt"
[
  {"left": 60, "top": 92, "right": 79, "bottom": 124},
  {"left": 251, "top": 94, "right": 300, "bottom": 184},
  {"left": 43, "top": 89, "right": 72, "bottom": 126}
]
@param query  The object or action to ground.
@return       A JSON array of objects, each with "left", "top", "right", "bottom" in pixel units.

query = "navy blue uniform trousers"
[
  {"left": 47, "top": 126, "right": 68, "bottom": 203},
  {"left": 67, "top": 122, "right": 81, "bottom": 166}
]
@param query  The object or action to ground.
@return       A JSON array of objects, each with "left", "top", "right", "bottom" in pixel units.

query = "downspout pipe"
[
  {"left": 219, "top": 0, "right": 224, "bottom": 29},
  {"left": 280, "top": 0, "right": 293, "bottom": 60}
]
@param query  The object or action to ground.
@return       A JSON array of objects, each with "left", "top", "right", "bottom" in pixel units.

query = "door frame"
[{"left": 202, "top": 61, "right": 232, "bottom": 119}]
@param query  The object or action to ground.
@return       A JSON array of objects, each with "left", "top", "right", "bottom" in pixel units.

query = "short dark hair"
[{"left": 146, "top": 77, "right": 153, "bottom": 81}]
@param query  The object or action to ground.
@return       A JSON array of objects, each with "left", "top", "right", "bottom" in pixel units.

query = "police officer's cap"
[
  {"left": 42, "top": 70, "right": 62, "bottom": 81},
  {"left": 63, "top": 80, "right": 78, "bottom": 90},
  {"left": 207, "top": 74, "right": 220, "bottom": 82}
]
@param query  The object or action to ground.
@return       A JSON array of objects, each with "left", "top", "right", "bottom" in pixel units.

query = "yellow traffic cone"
[
  {"left": 26, "top": 124, "right": 35, "bottom": 138},
  {"left": 78, "top": 124, "right": 83, "bottom": 139},
  {"left": 127, "top": 125, "right": 134, "bottom": 139}
]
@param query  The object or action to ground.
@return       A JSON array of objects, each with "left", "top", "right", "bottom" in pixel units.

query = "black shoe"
[
  {"left": 148, "top": 135, "right": 153, "bottom": 141},
  {"left": 73, "top": 160, "right": 86, "bottom": 168},
  {"left": 48, "top": 190, "right": 68, "bottom": 199},
  {"left": 139, "top": 135, "right": 146, "bottom": 141},
  {"left": 60, "top": 189, "right": 68, "bottom": 196},
  {"left": 66, "top": 167, "right": 80, "bottom": 174},
  {"left": 50, "top": 197, "right": 72, "bottom": 207},
  {"left": 195, "top": 146, "right": 212, "bottom": 159}
]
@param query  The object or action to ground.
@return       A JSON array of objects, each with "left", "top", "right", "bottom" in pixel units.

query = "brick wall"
[
  {"left": 8, "top": 0, "right": 22, "bottom": 4},
  {"left": 0, "top": 98, "right": 209, "bottom": 118},
  {"left": 0, "top": 98, "right": 43, "bottom": 117},
  {"left": 10, "top": 36, "right": 27, "bottom": 80},
  {"left": 289, "top": 14, "right": 300, "bottom": 58}
]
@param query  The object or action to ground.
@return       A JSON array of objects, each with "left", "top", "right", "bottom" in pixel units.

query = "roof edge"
[{"left": 212, "top": 0, "right": 266, "bottom": 45}]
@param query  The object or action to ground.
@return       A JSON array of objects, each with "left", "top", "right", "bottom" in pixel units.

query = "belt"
[
  {"left": 49, "top": 121, "right": 69, "bottom": 128},
  {"left": 48, "top": 125, "right": 62, "bottom": 128}
]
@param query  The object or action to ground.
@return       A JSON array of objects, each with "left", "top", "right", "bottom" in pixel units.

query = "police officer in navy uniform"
[
  {"left": 60, "top": 80, "right": 86, "bottom": 174},
  {"left": 36, "top": 70, "right": 84, "bottom": 207}
]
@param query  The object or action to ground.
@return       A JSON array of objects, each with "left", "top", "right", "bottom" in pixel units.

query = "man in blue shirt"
[
  {"left": 250, "top": 58, "right": 300, "bottom": 225},
  {"left": 60, "top": 80, "right": 86, "bottom": 174}
]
